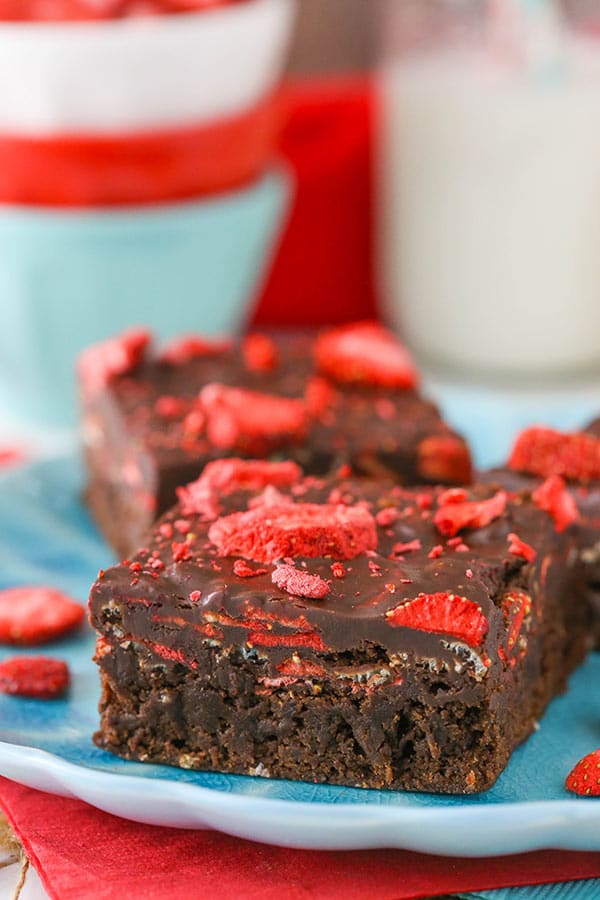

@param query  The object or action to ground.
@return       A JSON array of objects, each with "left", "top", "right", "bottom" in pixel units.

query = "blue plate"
[{"left": 1, "top": 455, "right": 600, "bottom": 854}]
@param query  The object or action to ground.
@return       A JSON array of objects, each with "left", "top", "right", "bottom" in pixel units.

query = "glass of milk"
[{"left": 378, "top": 0, "right": 600, "bottom": 377}]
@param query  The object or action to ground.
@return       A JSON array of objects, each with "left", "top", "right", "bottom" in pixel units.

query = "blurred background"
[{"left": 0, "top": 0, "right": 599, "bottom": 461}]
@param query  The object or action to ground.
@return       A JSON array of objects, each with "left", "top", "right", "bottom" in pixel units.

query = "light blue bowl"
[{"left": 0, "top": 167, "right": 290, "bottom": 426}]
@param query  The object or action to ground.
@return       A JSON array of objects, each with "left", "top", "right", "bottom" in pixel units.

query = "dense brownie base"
[{"left": 95, "top": 602, "right": 588, "bottom": 795}]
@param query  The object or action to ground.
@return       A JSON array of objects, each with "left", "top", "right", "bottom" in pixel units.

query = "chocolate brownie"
[
  {"left": 89, "top": 458, "right": 590, "bottom": 794},
  {"left": 483, "top": 423, "right": 600, "bottom": 644},
  {"left": 79, "top": 324, "right": 472, "bottom": 557}
]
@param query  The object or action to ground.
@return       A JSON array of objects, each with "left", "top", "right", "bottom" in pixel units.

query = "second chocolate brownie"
[{"left": 80, "top": 323, "right": 472, "bottom": 556}]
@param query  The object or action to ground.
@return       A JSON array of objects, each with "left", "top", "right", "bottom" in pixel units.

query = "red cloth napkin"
[{"left": 1, "top": 778, "right": 599, "bottom": 900}]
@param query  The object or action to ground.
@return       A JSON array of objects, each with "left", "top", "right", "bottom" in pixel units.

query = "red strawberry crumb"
[
  {"left": 434, "top": 490, "right": 507, "bottom": 538},
  {"left": 159, "top": 334, "right": 231, "bottom": 365},
  {"left": 304, "top": 376, "right": 336, "bottom": 419},
  {"left": 385, "top": 583, "right": 396, "bottom": 593},
  {"left": 242, "top": 333, "right": 279, "bottom": 372},
  {"left": 189, "top": 590, "right": 202, "bottom": 602},
  {"left": 199, "top": 383, "right": 307, "bottom": 452},
  {"left": 532, "top": 475, "right": 579, "bottom": 532},
  {"left": 272, "top": 564, "right": 330, "bottom": 600},
  {"left": 233, "top": 560, "right": 268, "bottom": 578},
  {"left": 159, "top": 523, "right": 174, "bottom": 539},
  {"left": 509, "top": 426, "right": 600, "bottom": 483},
  {"left": 337, "top": 464, "right": 352, "bottom": 479},
  {"left": 416, "top": 493, "right": 433, "bottom": 511},
  {"left": 78, "top": 327, "right": 150, "bottom": 393},
  {"left": 375, "top": 507, "right": 398, "bottom": 527},
  {"left": 155, "top": 395, "right": 188, "bottom": 418},
  {"left": 171, "top": 541, "right": 191, "bottom": 562},
  {"left": 182, "top": 408, "right": 205, "bottom": 438},
  {"left": 438, "top": 488, "right": 468, "bottom": 506},
  {"left": 0, "top": 587, "right": 84, "bottom": 645},
  {"left": 315, "top": 321, "right": 419, "bottom": 389},
  {"left": 174, "top": 519, "right": 191, "bottom": 534},
  {"left": 392, "top": 539, "right": 422, "bottom": 555},
  {"left": 565, "top": 748, "right": 600, "bottom": 796},
  {"left": 368, "top": 560, "right": 382, "bottom": 575},
  {"left": 428, "top": 544, "right": 444, "bottom": 559},
  {"left": 386, "top": 592, "right": 488, "bottom": 647},
  {"left": 331, "top": 562, "right": 346, "bottom": 578},
  {"left": 208, "top": 501, "right": 377, "bottom": 564},
  {"left": 0, "top": 656, "right": 70, "bottom": 699},
  {"left": 507, "top": 533, "right": 537, "bottom": 562},
  {"left": 417, "top": 435, "right": 473, "bottom": 485},
  {"left": 466, "top": 569, "right": 473, "bottom": 579}
]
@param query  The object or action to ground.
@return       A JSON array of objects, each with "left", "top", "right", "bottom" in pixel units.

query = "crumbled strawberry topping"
[
  {"left": 391, "top": 539, "right": 422, "bottom": 556},
  {"left": 386, "top": 592, "right": 488, "bottom": 647},
  {"left": 0, "top": 656, "right": 70, "bottom": 699},
  {"left": 303, "top": 376, "right": 336, "bottom": 419},
  {"left": 437, "top": 488, "right": 468, "bottom": 506},
  {"left": 272, "top": 564, "right": 330, "bottom": 599},
  {"left": 375, "top": 507, "right": 398, "bottom": 527},
  {"left": 532, "top": 475, "right": 579, "bottom": 532},
  {"left": 417, "top": 435, "right": 473, "bottom": 485},
  {"left": 233, "top": 560, "right": 268, "bottom": 578},
  {"left": 434, "top": 490, "right": 507, "bottom": 537},
  {"left": 315, "top": 321, "right": 419, "bottom": 389},
  {"left": 178, "top": 459, "right": 302, "bottom": 520},
  {"left": 155, "top": 395, "right": 188, "bottom": 418},
  {"left": 159, "top": 334, "right": 231, "bottom": 365},
  {"left": 171, "top": 541, "right": 191, "bottom": 562},
  {"left": 78, "top": 327, "right": 150, "bottom": 392},
  {"left": 331, "top": 562, "right": 346, "bottom": 578},
  {"left": 507, "top": 533, "right": 537, "bottom": 563},
  {"left": 0, "top": 587, "right": 85, "bottom": 645},
  {"left": 565, "top": 748, "right": 600, "bottom": 796},
  {"left": 428, "top": 544, "right": 444, "bottom": 559},
  {"left": 242, "top": 333, "right": 279, "bottom": 372},
  {"left": 509, "top": 426, "right": 600, "bottom": 483},
  {"left": 198, "top": 383, "right": 307, "bottom": 453},
  {"left": 208, "top": 501, "right": 377, "bottom": 564}
]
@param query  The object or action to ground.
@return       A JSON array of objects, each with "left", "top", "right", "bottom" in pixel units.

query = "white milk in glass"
[{"left": 379, "top": 34, "right": 600, "bottom": 376}]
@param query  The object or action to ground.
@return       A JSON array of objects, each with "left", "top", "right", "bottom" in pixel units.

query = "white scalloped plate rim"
[{"left": 2, "top": 740, "right": 600, "bottom": 855}]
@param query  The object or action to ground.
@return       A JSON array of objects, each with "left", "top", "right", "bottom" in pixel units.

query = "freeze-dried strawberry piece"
[
  {"left": 507, "top": 533, "right": 537, "bottom": 563},
  {"left": 233, "top": 560, "right": 268, "bottom": 578},
  {"left": 199, "top": 383, "right": 307, "bottom": 453},
  {"left": 386, "top": 592, "right": 488, "bottom": 647},
  {"left": 0, "top": 656, "right": 69, "bottom": 698},
  {"left": 272, "top": 564, "right": 330, "bottom": 600},
  {"left": 532, "top": 475, "right": 579, "bottom": 532},
  {"left": 209, "top": 502, "right": 377, "bottom": 564},
  {"left": 178, "top": 459, "right": 302, "bottom": 519},
  {"left": 159, "top": 334, "right": 232, "bottom": 365},
  {"left": 315, "top": 321, "right": 419, "bottom": 390},
  {"left": 509, "top": 427, "right": 600, "bottom": 483},
  {"left": 78, "top": 328, "right": 150, "bottom": 392},
  {"left": 0, "top": 587, "right": 85, "bottom": 645},
  {"left": 242, "top": 333, "right": 279, "bottom": 372},
  {"left": 416, "top": 435, "right": 473, "bottom": 486},
  {"left": 304, "top": 376, "right": 336, "bottom": 418},
  {"left": 565, "top": 748, "right": 600, "bottom": 796},
  {"left": 434, "top": 490, "right": 507, "bottom": 538}
]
